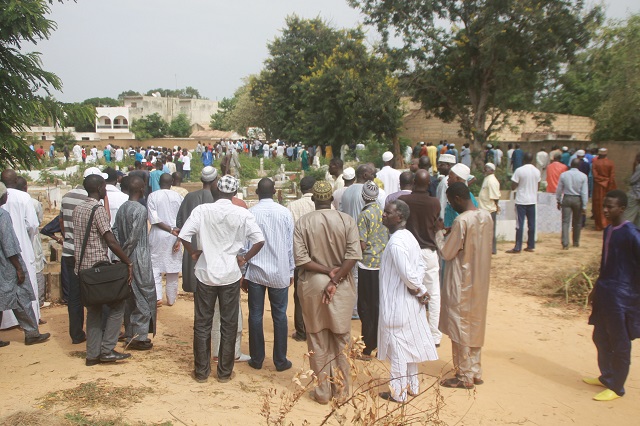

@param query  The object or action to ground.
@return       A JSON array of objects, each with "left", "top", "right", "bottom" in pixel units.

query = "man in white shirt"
[
  {"left": 377, "top": 151, "right": 402, "bottom": 196},
  {"left": 179, "top": 175, "right": 265, "bottom": 383},
  {"left": 115, "top": 147, "right": 124, "bottom": 163},
  {"left": 536, "top": 147, "right": 550, "bottom": 181},
  {"left": 181, "top": 149, "right": 191, "bottom": 181},
  {"left": 104, "top": 168, "right": 129, "bottom": 227},
  {"left": 506, "top": 153, "right": 541, "bottom": 254},
  {"left": 477, "top": 163, "right": 501, "bottom": 254}
]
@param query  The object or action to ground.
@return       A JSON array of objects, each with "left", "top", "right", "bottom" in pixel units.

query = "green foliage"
[
  {"left": 350, "top": 0, "right": 603, "bottom": 146},
  {"left": 210, "top": 96, "right": 236, "bottom": 131},
  {"left": 145, "top": 86, "right": 204, "bottom": 99},
  {"left": 130, "top": 113, "right": 168, "bottom": 140},
  {"left": 82, "top": 97, "right": 119, "bottom": 107},
  {"left": 0, "top": 0, "right": 93, "bottom": 170},
  {"left": 118, "top": 89, "right": 141, "bottom": 99},
  {"left": 168, "top": 113, "right": 191, "bottom": 137},
  {"left": 356, "top": 140, "right": 392, "bottom": 169},
  {"left": 53, "top": 131, "right": 76, "bottom": 152}
]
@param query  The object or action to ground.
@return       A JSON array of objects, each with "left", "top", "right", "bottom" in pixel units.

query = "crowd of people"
[{"left": 1, "top": 138, "right": 639, "bottom": 405}]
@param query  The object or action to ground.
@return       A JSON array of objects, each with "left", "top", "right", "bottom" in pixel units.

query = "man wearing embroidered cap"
[
  {"left": 356, "top": 181, "right": 388, "bottom": 359},
  {"left": 377, "top": 151, "right": 402, "bottom": 196},
  {"left": 179, "top": 174, "right": 265, "bottom": 383},
  {"left": 294, "top": 180, "right": 362, "bottom": 404}
]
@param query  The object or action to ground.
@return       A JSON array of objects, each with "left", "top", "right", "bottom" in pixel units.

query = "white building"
[{"left": 95, "top": 106, "right": 135, "bottom": 140}]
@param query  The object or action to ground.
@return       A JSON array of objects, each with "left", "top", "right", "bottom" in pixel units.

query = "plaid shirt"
[{"left": 73, "top": 198, "right": 111, "bottom": 274}]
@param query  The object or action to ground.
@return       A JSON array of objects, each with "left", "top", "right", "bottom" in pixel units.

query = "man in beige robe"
[
  {"left": 294, "top": 180, "right": 362, "bottom": 404},
  {"left": 436, "top": 182, "right": 493, "bottom": 389}
]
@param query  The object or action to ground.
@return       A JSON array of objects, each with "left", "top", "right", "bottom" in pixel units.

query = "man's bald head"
[
  {"left": 16, "top": 176, "right": 28, "bottom": 192},
  {"left": 418, "top": 156, "right": 431, "bottom": 170},
  {"left": 413, "top": 169, "right": 431, "bottom": 191},
  {"left": 256, "top": 177, "right": 275, "bottom": 199},
  {"left": 159, "top": 173, "right": 173, "bottom": 189},
  {"left": 83, "top": 175, "right": 105, "bottom": 194},
  {"left": 524, "top": 152, "right": 534, "bottom": 164},
  {"left": 399, "top": 171, "right": 414, "bottom": 190},
  {"left": 128, "top": 175, "right": 145, "bottom": 197},
  {"left": 1, "top": 169, "right": 17, "bottom": 188},
  {"left": 570, "top": 158, "right": 581, "bottom": 169}
]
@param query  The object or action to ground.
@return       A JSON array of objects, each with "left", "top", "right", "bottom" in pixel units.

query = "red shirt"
[
  {"left": 546, "top": 161, "right": 568, "bottom": 193},
  {"left": 35, "top": 148, "right": 45, "bottom": 159}
]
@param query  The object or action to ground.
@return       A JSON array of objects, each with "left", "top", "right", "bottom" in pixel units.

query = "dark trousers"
[
  {"left": 59, "top": 254, "right": 70, "bottom": 302},
  {"left": 292, "top": 268, "right": 306, "bottom": 339},
  {"left": 593, "top": 314, "right": 632, "bottom": 396},
  {"left": 561, "top": 195, "right": 582, "bottom": 248},
  {"left": 193, "top": 280, "right": 240, "bottom": 381},
  {"left": 515, "top": 204, "right": 536, "bottom": 251},
  {"left": 357, "top": 267, "right": 380, "bottom": 356},
  {"left": 62, "top": 256, "right": 85, "bottom": 343},
  {"left": 491, "top": 211, "right": 497, "bottom": 254},
  {"left": 247, "top": 281, "right": 289, "bottom": 369}
]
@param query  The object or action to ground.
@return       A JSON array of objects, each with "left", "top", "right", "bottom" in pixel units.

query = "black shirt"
[{"left": 399, "top": 191, "right": 441, "bottom": 251}]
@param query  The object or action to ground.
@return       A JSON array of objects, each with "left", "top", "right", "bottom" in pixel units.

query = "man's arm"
[{"left": 8, "top": 255, "right": 25, "bottom": 284}]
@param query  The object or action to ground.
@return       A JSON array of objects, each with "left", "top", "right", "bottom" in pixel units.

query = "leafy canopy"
[
  {"left": 168, "top": 113, "right": 191, "bottom": 137},
  {"left": 130, "top": 113, "right": 168, "bottom": 140}
]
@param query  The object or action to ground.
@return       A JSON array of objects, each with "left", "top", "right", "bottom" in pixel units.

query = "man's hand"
[
  {"left": 16, "top": 268, "right": 25, "bottom": 285},
  {"left": 170, "top": 227, "right": 181, "bottom": 237},
  {"left": 322, "top": 282, "right": 337, "bottom": 304},
  {"left": 328, "top": 267, "right": 341, "bottom": 280},
  {"left": 127, "top": 264, "right": 133, "bottom": 286},
  {"left": 191, "top": 250, "right": 203, "bottom": 262},
  {"left": 240, "top": 277, "right": 248, "bottom": 293},
  {"left": 289, "top": 277, "right": 294, "bottom": 287},
  {"left": 417, "top": 292, "right": 430, "bottom": 306},
  {"left": 172, "top": 240, "right": 181, "bottom": 253},
  {"left": 436, "top": 218, "right": 445, "bottom": 232},
  {"left": 237, "top": 255, "right": 247, "bottom": 268},
  {"left": 557, "top": 202, "right": 562, "bottom": 211}
]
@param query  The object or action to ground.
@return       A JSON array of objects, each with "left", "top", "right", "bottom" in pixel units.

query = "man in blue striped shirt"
[{"left": 243, "top": 178, "right": 295, "bottom": 372}]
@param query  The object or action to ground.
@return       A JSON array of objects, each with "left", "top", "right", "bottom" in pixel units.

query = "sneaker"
[{"left": 235, "top": 353, "right": 251, "bottom": 362}]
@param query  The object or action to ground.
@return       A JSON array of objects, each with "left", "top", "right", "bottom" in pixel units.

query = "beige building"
[{"left": 123, "top": 95, "right": 219, "bottom": 124}]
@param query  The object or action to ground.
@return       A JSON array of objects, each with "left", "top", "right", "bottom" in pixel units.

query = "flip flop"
[
  {"left": 379, "top": 391, "right": 403, "bottom": 403},
  {"left": 440, "top": 377, "right": 474, "bottom": 389}
]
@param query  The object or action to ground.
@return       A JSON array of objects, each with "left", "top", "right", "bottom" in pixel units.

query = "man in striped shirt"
[{"left": 243, "top": 178, "right": 295, "bottom": 372}]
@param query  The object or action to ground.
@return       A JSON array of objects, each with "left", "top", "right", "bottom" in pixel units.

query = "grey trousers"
[
  {"left": 490, "top": 211, "right": 497, "bottom": 255},
  {"left": 86, "top": 300, "right": 125, "bottom": 359},
  {"left": 0, "top": 301, "right": 39, "bottom": 339},
  {"left": 36, "top": 272, "right": 45, "bottom": 306},
  {"left": 561, "top": 195, "right": 582, "bottom": 248},
  {"left": 624, "top": 195, "right": 640, "bottom": 228},
  {"left": 211, "top": 298, "right": 242, "bottom": 358}
]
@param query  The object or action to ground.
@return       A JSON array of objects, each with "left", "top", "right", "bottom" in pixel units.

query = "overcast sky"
[{"left": 33, "top": 0, "right": 639, "bottom": 103}]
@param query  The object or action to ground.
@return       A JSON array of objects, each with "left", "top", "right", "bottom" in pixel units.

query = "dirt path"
[{"left": 0, "top": 229, "right": 638, "bottom": 425}]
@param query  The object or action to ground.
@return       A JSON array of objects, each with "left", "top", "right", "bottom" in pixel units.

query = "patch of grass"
[
  {"left": 1, "top": 410, "right": 65, "bottom": 426},
  {"left": 64, "top": 412, "right": 173, "bottom": 426},
  {"left": 39, "top": 379, "right": 153, "bottom": 410}
]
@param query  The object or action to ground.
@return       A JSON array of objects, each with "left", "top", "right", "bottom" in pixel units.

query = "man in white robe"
[
  {"left": 147, "top": 174, "right": 183, "bottom": 306},
  {"left": 378, "top": 199, "right": 438, "bottom": 403},
  {"left": 0, "top": 170, "right": 40, "bottom": 328}
]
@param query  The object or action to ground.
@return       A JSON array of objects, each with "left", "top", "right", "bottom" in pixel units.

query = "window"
[
  {"left": 104, "top": 118, "right": 111, "bottom": 125},
  {"left": 131, "top": 102, "right": 137, "bottom": 108},
  {"left": 109, "top": 136, "right": 115, "bottom": 139},
  {"left": 41, "top": 135, "right": 46, "bottom": 140},
  {"left": 82, "top": 137, "right": 90, "bottom": 141},
  {"left": 114, "top": 118, "right": 120, "bottom": 125}
]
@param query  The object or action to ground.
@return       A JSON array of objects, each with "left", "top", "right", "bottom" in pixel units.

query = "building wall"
[{"left": 124, "top": 96, "right": 219, "bottom": 124}]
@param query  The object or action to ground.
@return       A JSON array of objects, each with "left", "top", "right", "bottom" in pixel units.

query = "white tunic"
[
  {"left": 1, "top": 188, "right": 40, "bottom": 328},
  {"left": 147, "top": 189, "right": 183, "bottom": 273},
  {"left": 378, "top": 229, "right": 438, "bottom": 363}
]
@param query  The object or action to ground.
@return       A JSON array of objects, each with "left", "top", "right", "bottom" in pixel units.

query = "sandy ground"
[{"left": 0, "top": 228, "right": 638, "bottom": 425}]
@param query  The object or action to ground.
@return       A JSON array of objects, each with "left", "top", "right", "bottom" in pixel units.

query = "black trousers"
[
  {"left": 193, "top": 280, "right": 240, "bottom": 381},
  {"left": 357, "top": 267, "right": 380, "bottom": 356},
  {"left": 62, "top": 256, "right": 85, "bottom": 343},
  {"left": 292, "top": 268, "right": 306, "bottom": 338}
]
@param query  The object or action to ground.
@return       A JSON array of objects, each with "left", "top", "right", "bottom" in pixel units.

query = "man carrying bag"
[{"left": 73, "top": 172, "right": 133, "bottom": 367}]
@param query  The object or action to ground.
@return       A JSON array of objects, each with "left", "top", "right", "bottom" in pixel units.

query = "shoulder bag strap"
[{"left": 78, "top": 204, "right": 100, "bottom": 269}]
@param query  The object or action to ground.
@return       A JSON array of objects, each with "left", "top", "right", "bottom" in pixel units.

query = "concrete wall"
[{"left": 124, "top": 96, "right": 219, "bottom": 124}]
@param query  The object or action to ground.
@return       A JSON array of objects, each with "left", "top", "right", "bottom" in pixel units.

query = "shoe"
[
  {"left": 0, "top": 341, "right": 10, "bottom": 347},
  {"left": 127, "top": 339, "right": 153, "bottom": 351},
  {"left": 573, "top": 244, "right": 580, "bottom": 248},
  {"left": 379, "top": 391, "right": 403, "bottom": 403},
  {"left": 39, "top": 319, "right": 47, "bottom": 325},
  {"left": 352, "top": 314, "right": 360, "bottom": 320},
  {"left": 217, "top": 372, "right": 235, "bottom": 383},
  {"left": 440, "top": 377, "right": 474, "bottom": 389},
  {"left": 85, "top": 358, "right": 101, "bottom": 366},
  {"left": 524, "top": 248, "right": 535, "bottom": 252},
  {"left": 192, "top": 371, "right": 208, "bottom": 383},
  {"left": 435, "top": 343, "right": 441, "bottom": 348},
  {"left": 72, "top": 336, "right": 87, "bottom": 344},
  {"left": 248, "top": 359, "right": 262, "bottom": 370},
  {"left": 276, "top": 360, "right": 293, "bottom": 372},
  {"left": 99, "top": 350, "right": 131, "bottom": 362},
  {"left": 235, "top": 353, "right": 251, "bottom": 362},
  {"left": 308, "top": 391, "right": 329, "bottom": 405},
  {"left": 25, "top": 333, "right": 50, "bottom": 345},
  {"left": 505, "top": 249, "right": 521, "bottom": 254},
  {"left": 42, "top": 302, "right": 51, "bottom": 308},
  {"left": 156, "top": 300, "right": 163, "bottom": 307},
  {"left": 583, "top": 377, "right": 605, "bottom": 387},
  {"left": 562, "top": 246, "right": 569, "bottom": 250},
  {"left": 291, "top": 332, "right": 306, "bottom": 342},
  {"left": 118, "top": 332, "right": 126, "bottom": 342},
  {"left": 593, "top": 389, "right": 621, "bottom": 401}
]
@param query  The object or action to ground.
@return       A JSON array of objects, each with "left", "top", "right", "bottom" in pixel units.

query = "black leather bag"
[{"left": 78, "top": 205, "right": 131, "bottom": 306}]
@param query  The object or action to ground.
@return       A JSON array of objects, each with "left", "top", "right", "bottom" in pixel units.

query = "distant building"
[
  {"left": 95, "top": 107, "right": 135, "bottom": 140},
  {"left": 123, "top": 95, "right": 219, "bottom": 124}
]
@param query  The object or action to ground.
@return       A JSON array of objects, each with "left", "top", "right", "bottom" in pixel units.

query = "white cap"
[
  {"left": 420, "top": 141, "right": 425, "bottom": 145},
  {"left": 576, "top": 149, "right": 585, "bottom": 156},
  {"left": 343, "top": 167, "right": 356, "bottom": 180},
  {"left": 438, "top": 153, "right": 456, "bottom": 164},
  {"left": 450, "top": 163, "right": 471, "bottom": 181},
  {"left": 562, "top": 146, "right": 568, "bottom": 151},
  {"left": 485, "top": 163, "right": 496, "bottom": 171},
  {"left": 599, "top": 147, "right": 608, "bottom": 153},
  {"left": 382, "top": 151, "right": 393, "bottom": 162},
  {"left": 83, "top": 167, "right": 108, "bottom": 179}
]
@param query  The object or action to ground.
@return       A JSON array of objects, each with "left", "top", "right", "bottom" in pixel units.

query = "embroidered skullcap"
[
  {"left": 450, "top": 163, "right": 471, "bottom": 181},
  {"left": 201, "top": 166, "right": 218, "bottom": 182},
  {"left": 342, "top": 167, "right": 356, "bottom": 180},
  {"left": 382, "top": 151, "right": 393, "bottom": 162},
  {"left": 217, "top": 175, "right": 239, "bottom": 194},
  {"left": 438, "top": 153, "right": 456, "bottom": 164},
  {"left": 362, "top": 180, "right": 379, "bottom": 201},
  {"left": 312, "top": 180, "right": 333, "bottom": 201}
]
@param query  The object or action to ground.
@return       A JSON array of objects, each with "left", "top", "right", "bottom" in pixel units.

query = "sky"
[{"left": 31, "top": 0, "right": 640, "bottom": 103}]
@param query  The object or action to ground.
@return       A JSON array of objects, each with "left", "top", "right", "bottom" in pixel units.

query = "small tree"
[
  {"left": 131, "top": 113, "right": 168, "bottom": 140},
  {"left": 169, "top": 113, "right": 192, "bottom": 137}
]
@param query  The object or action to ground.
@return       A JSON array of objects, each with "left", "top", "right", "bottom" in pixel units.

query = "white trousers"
[
  {"left": 153, "top": 270, "right": 179, "bottom": 305},
  {"left": 212, "top": 299, "right": 243, "bottom": 358},
  {"left": 389, "top": 357, "right": 419, "bottom": 402},
  {"left": 421, "top": 248, "right": 441, "bottom": 344}
]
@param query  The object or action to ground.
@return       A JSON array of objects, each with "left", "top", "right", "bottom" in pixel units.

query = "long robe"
[
  {"left": 592, "top": 157, "right": 617, "bottom": 231},
  {"left": 293, "top": 210, "right": 362, "bottom": 334},
  {"left": 147, "top": 189, "right": 183, "bottom": 273},
  {"left": 436, "top": 209, "right": 492, "bottom": 347},
  {"left": 378, "top": 229, "right": 438, "bottom": 363},
  {"left": 113, "top": 201, "right": 157, "bottom": 337},
  {"left": 176, "top": 189, "right": 215, "bottom": 292},
  {"left": 0, "top": 209, "right": 36, "bottom": 312},
  {"left": 1, "top": 188, "right": 39, "bottom": 328}
]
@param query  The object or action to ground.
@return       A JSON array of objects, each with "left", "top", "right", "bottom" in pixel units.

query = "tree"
[
  {"left": 81, "top": 97, "right": 120, "bottom": 107},
  {"left": 210, "top": 96, "right": 237, "bottom": 131},
  {"left": 118, "top": 89, "right": 141, "bottom": 100},
  {"left": 144, "top": 87, "right": 204, "bottom": 99},
  {"left": 211, "top": 78, "right": 267, "bottom": 135},
  {"left": 130, "top": 113, "right": 168, "bottom": 140},
  {"left": 168, "top": 113, "right": 192, "bottom": 137},
  {"left": 349, "top": 0, "right": 602, "bottom": 147},
  {"left": 0, "top": 0, "right": 93, "bottom": 170}
]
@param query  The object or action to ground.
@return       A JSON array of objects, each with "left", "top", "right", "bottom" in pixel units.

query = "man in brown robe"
[
  {"left": 294, "top": 180, "right": 362, "bottom": 404},
  {"left": 436, "top": 182, "right": 493, "bottom": 389},
  {"left": 592, "top": 148, "right": 617, "bottom": 231}
]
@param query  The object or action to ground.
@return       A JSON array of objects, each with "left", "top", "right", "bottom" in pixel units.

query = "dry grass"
[
  {"left": 38, "top": 379, "right": 153, "bottom": 410},
  {"left": 0, "top": 411, "right": 172, "bottom": 426}
]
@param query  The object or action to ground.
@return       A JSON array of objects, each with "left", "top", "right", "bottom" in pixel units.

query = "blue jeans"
[
  {"left": 247, "top": 281, "right": 289, "bottom": 370},
  {"left": 515, "top": 204, "right": 536, "bottom": 251}
]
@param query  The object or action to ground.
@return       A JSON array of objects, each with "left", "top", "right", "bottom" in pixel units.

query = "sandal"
[
  {"left": 379, "top": 391, "right": 403, "bottom": 403},
  {"left": 440, "top": 377, "right": 474, "bottom": 389}
]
